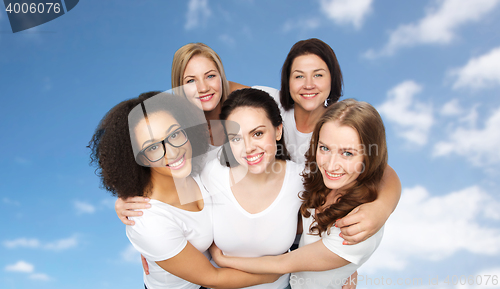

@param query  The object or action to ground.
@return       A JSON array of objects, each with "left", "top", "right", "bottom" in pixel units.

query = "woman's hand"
[
  {"left": 336, "top": 165, "right": 400, "bottom": 245},
  {"left": 209, "top": 243, "right": 226, "bottom": 267},
  {"left": 335, "top": 201, "right": 387, "bottom": 245},
  {"left": 115, "top": 196, "right": 151, "bottom": 225}
]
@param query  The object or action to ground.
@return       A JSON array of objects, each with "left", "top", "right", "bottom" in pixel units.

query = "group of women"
[{"left": 89, "top": 39, "right": 401, "bottom": 289}]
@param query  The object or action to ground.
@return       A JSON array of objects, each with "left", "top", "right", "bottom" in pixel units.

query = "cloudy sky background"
[{"left": 1, "top": 0, "right": 500, "bottom": 288}]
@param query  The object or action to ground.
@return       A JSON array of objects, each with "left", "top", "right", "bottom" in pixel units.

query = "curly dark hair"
[
  {"left": 218, "top": 88, "right": 291, "bottom": 167},
  {"left": 88, "top": 91, "right": 209, "bottom": 199},
  {"left": 300, "top": 99, "right": 387, "bottom": 236},
  {"left": 280, "top": 38, "right": 343, "bottom": 111}
]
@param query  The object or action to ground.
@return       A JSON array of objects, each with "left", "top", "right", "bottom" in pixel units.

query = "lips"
[
  {"left": 325, "top": 170, "right": 345, "bottom": 180},
  {"left": 166, "top": 154, "right": 186, "bottom": 170},
  {"left": 244, "top": 152, "right": 264, "bottom": 165},
  {"left": 197, "top": 93, "right": 214, "bottom": 102},
  {"left": 301, "top": 93, "right": 318, "bottom": 99}
]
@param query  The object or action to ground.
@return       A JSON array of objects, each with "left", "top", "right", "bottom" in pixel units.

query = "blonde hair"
[{"left": 171, "top": 43, "right": 230, "bottom": 103}]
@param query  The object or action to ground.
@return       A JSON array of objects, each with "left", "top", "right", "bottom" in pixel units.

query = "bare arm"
[
  {"left": 210, "top": 240, "right": 349, "bottom": 275},
  {"left": 115, "top": 196, "right": 151, "bottom": 225},
  {"left": 336, "top": 165, "right": 401, "bottom": 245},
  {"left": 156, "top": 242, "right": 279, "bottom": 288}
]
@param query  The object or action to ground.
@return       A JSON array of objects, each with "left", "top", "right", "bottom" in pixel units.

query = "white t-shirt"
[
  {"left": 201, "top": 159, "right": 304, "bottom": 289},
  {"left": 291, "top": 211, "right": 384, "bottom": 289},
  {"left": 253, "top": 86, "right": 312, "bottom": 165},
  {"left": 126, "top": 176, "right": 213, "bottom": 289}
]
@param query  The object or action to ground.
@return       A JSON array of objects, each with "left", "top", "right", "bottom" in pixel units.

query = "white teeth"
[
  {"left": 302, "top": 93, "right": 317, "bottom": 98},
  {"left": 326, "top": 171, "right": 343, "bottom": 178},
  {"left": 246, "top": 153, "right": 263, "bottom": 162},
  {"left": 199, "top": 94, "right": 212, "bottom": 100},
  {"left": 168, "top": 156, "right": 184, "bottom": 168}
]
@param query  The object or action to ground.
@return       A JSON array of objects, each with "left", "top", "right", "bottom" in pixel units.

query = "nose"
[
  {"left": 197, "top": 79, "right": 209, "bottom": 93},
  {"left": 244, "top": 137, "right": 256, "bottom": 154},
  {"left": 326, "top": 153, "right": 341, "bottom": 171},
  {"left": 303, "top": 76, "right": 315, "bottom": 89},
  {"left": 164, "top": 142, "right": 180, "bottom": 161}
]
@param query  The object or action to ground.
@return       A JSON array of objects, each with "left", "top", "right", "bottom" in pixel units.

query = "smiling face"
[
  {"left": 316, "top": 121, "right": 364, "bottom": 191},
  {"left": 226, "top": 107, "right": 282, "bottom": 175},
  {"left": 182, "top": 54, "right": 223, "bottom": 112},
  {"left": 134, "top": 111, "right": 193, "bottom": 179},
  {"left": 289, "top": 54, "right": 331, "bottom": 113}
]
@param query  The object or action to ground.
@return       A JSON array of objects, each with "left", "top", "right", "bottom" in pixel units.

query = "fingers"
[
  {"left": 141, "top": 255, "right": 150, "bottom": 275},
  {"left": 115, "top": 197, "right": 151, "bottom": 225},
  {"left": 335, "top": 206, "right": 360, "bottom": 228},
  {"left": 119, "top": 215, "right": 135, "bottom": 226},
  {"left": 339, "top": 230, "right": 366, "bottom": 245}
]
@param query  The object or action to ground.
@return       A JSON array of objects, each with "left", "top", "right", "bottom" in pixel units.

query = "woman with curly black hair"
[{"left": 89, "top": 91, "right": 278, "bottom": 289}]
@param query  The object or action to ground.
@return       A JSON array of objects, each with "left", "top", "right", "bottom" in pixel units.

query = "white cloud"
[
  {"left": 377, "top": 81, "right": 434, "bottom": 146},
  {"left": 434, "top": 106, "right": 500, "bottom": 166},
  {"left": 320, "top": 0, "right": 372, "bottom": 29},
  {"left": 185, "top": 0, "right": 211, "bottom": 30},
  {"left": 364, "top": 0, "right": 500, "bottom": 58},
  {"left": 449, "top": 47, "right": 500, "bottom": 90},
  {"left": 5, "top": 261, "right": 34, "bottom": 273},
  {"left": 3, "top": 197, "right": 20, "bottom": 206},
  {"left": 218, "top": 34, "right": 236, "bottom": 46},
  {"left": 282, "top": 18, "right": 320, "bottom": 34},
  {"left": 29, "top": 273, "right": 51, "bottom": 281},
  {"left": 440, "top": 99, "right": 463, "bottom": 116},
  {"left": 3, "top": 238, "right": 40, "bottom": 249},
  {"left": 74, "top": 200, "right": 96, "bottom": 214},
  {"left": 121, "top": 244, "right": 141, "bottom": 263},
  {"left": 4, "top": 235, "right": 78, "bottom": 251},
  {"left": 44, "top": 235, "right": 78, "bottom": 251},
  {"left": 364, "top": 185, "right": 500, "bottom": 272},
  {"left": 456, "top": 267, "right": 500, "bottom": 289}
]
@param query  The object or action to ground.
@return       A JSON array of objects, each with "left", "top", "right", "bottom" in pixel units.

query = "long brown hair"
[{"left": 300, "top": 99, "right": 388, "bottom": 236}]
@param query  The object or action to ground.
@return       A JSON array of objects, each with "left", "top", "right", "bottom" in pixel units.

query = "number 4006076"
[{"left": 5, "top": 2, "right": 62, "bottom": 14}]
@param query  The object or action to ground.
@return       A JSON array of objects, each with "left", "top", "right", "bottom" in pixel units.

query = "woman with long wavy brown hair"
[{"left": 210, "top": 99, "right": 387, "bottom": 289}]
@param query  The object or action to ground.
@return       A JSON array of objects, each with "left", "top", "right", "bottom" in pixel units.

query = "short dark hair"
[
  {"left": 218, "top": 88, "right": 291, "bottom": 167},
  {"left": 88, "top": 91, "right": 209, "bottom": 199},
  {"left": 280, "top": 38, "right": 343, "bottom": 110}
]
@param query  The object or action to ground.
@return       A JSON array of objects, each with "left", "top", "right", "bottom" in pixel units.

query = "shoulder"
[{"left": 252, "top": 86, "right": 280, "bottom": 101}]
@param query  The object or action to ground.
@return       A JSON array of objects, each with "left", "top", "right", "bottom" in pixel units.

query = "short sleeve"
[
  {"left": 126, "top": 209, "right": 188, "bottom": 262},
  {"left": 322, "top": 226, "right": 384, "bottom": 265}
]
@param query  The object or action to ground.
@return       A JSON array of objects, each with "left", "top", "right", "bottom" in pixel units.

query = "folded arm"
[
  {"left": 156, "top": 242, "right": 279, "bottom": 289},
  {"left": 211, "top": 240, "right": 349, "bottom": 275}
]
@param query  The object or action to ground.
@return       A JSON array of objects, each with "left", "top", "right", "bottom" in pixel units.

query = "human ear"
[{"left": 275, "top": 124, "right": 283, "bottom": 141}]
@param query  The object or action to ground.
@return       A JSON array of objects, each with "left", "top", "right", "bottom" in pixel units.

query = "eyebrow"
[
  {"left": 141, "top": 124, "right": 180, "bottom": 148},
  {"left": 318, "top": 141, "right": 359, "bottom": 151},
  {"left": 183, "top": 69, "right": 218, "bottom": 80},
  {"left": 292, "top": 68, "right": 327, "bottom": 74},
  {"left": 249, "top": 125, "right": 265, "bottom": 135}
]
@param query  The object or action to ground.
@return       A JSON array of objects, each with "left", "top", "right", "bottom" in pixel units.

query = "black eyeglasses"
[{"left": 138, "top": 129, "right": 188, "bottom": 162}]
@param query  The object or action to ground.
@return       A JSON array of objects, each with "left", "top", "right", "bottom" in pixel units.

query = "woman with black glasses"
[{"left": 89, "top": 91, "right": 279, "bottom": 289}]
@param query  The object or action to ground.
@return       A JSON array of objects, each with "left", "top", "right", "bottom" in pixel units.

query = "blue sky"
[{"left": 1, "top": 0, "right": 500, "bottom": 288}]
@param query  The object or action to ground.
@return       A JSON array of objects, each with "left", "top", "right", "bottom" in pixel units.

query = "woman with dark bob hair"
[
  {"left": 210, "top": 99, "right": 387, "bottom": 289},
  {"left": 89, "top": 91, "right": 279, "bottom": 289},
  {"left": 252, "top": 38, "right": 399, "bottom": 247}
]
